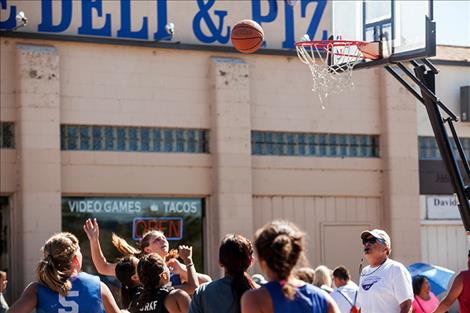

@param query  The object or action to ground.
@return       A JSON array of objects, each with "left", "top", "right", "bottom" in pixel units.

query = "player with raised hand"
[{"left": 83, "top": 218, "right": 209, "bottom": 294}]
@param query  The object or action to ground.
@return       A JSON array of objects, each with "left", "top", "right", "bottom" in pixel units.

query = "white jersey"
[
  {"left": 331, "top": 281, "right": 359, "bottom": 313},
  {"left": 357, "top": 258, "right": 413, "bottom": 313}
]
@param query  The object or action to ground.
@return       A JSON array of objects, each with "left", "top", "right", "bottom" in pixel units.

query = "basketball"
[{"left": 231, "top": 20, "right": 264, "bottom": 54}]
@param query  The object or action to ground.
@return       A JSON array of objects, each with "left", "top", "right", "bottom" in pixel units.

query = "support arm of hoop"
[
  {"left": 384, "top": 64, "right": 458, "bottom": 120},
  {"left": 447, "top": 118, "right": 470, "bottom": 179},
  {"left": 395, "top": 62, "right": 458, "bottom": 121},
  {"left": 386, "top": 60, "right": 470, "bottom": 232}
]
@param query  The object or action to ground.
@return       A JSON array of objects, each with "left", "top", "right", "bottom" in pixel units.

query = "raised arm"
[
  {"left": 433, "top": 273, "right": 463, "bottom": 313},
  {"left": 170, "top": 245, "right": 199, "bottom": 295},
  {"left": 83, "top": 218, "right": 116, "bottom": 276},
  {"left": 8, "top": 282, "right": 38, "bottom": 313}
]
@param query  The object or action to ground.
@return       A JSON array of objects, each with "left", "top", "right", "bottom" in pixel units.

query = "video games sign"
[{"left": 61, "top": 197, "right": 204, "bottom": 273}]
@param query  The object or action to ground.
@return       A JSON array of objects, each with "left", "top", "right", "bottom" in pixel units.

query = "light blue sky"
[{"left": 434, "top": 0, "right": 470, "bottom": 46}]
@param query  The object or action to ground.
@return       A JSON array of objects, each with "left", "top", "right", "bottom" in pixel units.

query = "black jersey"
[{"left": 130, "top": 286, "right": 173, "bottom": 313}]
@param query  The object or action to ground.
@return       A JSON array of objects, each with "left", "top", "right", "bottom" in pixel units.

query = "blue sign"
[{"left": 0, "top": 0, "right": 329, "bottom": 49}]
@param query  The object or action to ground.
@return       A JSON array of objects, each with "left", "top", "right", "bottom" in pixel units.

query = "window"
[
  {"left": 61, "top": 125, "right": 210, "bottom": 153},
  {"left": 419, "top": 136, "right": 470, "bottom": 160},
  {"left": 252, "top": 131, "right": 380, "bottom": 158}
]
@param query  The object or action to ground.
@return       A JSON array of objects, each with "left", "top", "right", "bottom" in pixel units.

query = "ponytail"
[
  {"left": 219, "top": 234, "right": 256, "bottom": 310},
  {"left": 254, "top": 221, "right": 305, "bottom": 300},
  {"left": 112, "top": 233, "right": 140, "bottom": 256},
  {"left": 36, "top": 232, "right": 79, "bottom": 296}
]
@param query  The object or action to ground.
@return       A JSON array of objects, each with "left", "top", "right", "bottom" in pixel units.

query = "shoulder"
[
  {"left": 460, "top": 270, "right": 470, "bottom": 280},
  {"left": 198, "top": 277, "right": 230, "bottom": 292},
  {"left": 166, "top": 288, "right": 191, "bottom": 310},
  {"left": 242, "top": 287, "right": 271, "bottom": 310},
  {"left": 77, "top": 272, "right": 101, "bottom": 282},
  {"left": 168, "top": 288, "right": 191, "bottom": 300},
  {"left": 303, "top": 283, "right": 328, "bottom": 294},
  {"left": 25, "top": 282, "right": 40, "bottom": 294},
  {"left": 302, "top": 284, "right": 332, "bottom": 305},
  {"left": 386, "top": 259, "right": 410, "bottom": 275},
  {"left": 386, "top": 258, "right": 406, "bottom": 268}
]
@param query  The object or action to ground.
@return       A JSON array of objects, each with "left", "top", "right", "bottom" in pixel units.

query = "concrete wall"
[{"left": 1, "top": 36, "right": 423, "bottom": 297}]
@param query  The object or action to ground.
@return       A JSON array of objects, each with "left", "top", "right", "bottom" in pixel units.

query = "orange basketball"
[{"left": 231, "top": 20, "right": 264, "bottom": 54}]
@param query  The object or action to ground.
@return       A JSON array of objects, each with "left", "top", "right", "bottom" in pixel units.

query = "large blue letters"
[
  {"left": 38, "top": 0, "right": 72, "bottom": 33},
  {"left": 282, "top": 0, "right": 327, "bottom": 48},
  {"left": 282, "top": 1, "right": 295, "bottom": 48},
  {"left": 301, "top": 0, "right": 327, "bottom": 40},
  {"left": 78, "top": 0, "right": 111, "bottom": 36},
  {"left": 252, "top": 0, "right": 278, "bottom": 27},
  {"left": 0, "top": 0, "right": 16, "bottom": 30},
  {"left": 153, "top": 0, "right": 171, "bottom": 41},
  {"left": 117, "top": 0, "right": 148, "bottom": 39},
  {"left": 193, "top": 0, "right": 229, "bottom": 44}
]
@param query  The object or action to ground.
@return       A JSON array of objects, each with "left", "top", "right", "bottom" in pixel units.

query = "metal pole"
[
  {"left": 413, "top": 64, "right": 470, "bottom": 231},
  {"left": 446, "top": 118, "right": 470, "bottom": 179}
]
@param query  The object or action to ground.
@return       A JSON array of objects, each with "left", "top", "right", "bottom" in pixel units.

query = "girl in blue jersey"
[
  {"left": 84, "top": 218, "right": 210, "bottom": 293},
  {"left": 8, "top": 232, "right": 126, "bottom": 313},
  {"left": 241, "top": 221, "right": 340, "bottom": 313}
]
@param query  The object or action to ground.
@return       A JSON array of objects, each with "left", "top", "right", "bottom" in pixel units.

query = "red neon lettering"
[
  {"left": 133, "top": 218, "right": 182, "bottom": 239},
  {"left": 169, "top": 220, "right": 180, "bottom": 238}
]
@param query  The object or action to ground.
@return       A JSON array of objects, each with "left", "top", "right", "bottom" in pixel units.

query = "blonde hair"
[
  {"left": 294, "top": 267, "right": 315, "bottom": 284},
  {"left": 112, "top": 230, "right": 166, "bottom": 257},
  {"left": 313, "top": 265, "right": 332, "bottom": 289},
  {"left": 36, "top": 232, "right": 79, "bottom": 296}
]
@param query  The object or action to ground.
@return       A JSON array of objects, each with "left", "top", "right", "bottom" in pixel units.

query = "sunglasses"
[{"left": 362, "top": 237, "right": 384, "bottom": 245}]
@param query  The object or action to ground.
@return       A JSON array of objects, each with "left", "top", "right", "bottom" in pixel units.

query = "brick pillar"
[
  {"left": 16, "top": 44, "right": 61, "bottom": 287},
  {"left": 207, "top": 57, "right": 252, "bottom": 276},
  {"left": 380, "top": 68, "right": 421, "bottom": 265}
]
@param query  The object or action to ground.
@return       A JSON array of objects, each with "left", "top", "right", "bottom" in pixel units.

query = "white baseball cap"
[{"left": 361, "top": 229, "right": 391, "bottom": 249}]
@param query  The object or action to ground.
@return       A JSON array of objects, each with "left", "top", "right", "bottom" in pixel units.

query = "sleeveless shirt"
[
  {"left": 36, "top": 272, "right": 104, "bottom": 313},
  {"left": 459, "top": 270, "right": 470, "bottom": 313},
  {"left": 130, "top": 286, "right": 173, "bottom": 313},
  {"left": 264, "top": 281, "right": 328, "bottom": 313}
]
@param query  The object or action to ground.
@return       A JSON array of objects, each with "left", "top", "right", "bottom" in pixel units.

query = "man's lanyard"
[{"left": 337, "top": 288, "right": 358, "bottom": 307}]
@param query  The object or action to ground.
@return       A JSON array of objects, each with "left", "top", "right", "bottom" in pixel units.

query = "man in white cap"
[{"left": 356, "top": 229, "right": 413, "bottom": 313}]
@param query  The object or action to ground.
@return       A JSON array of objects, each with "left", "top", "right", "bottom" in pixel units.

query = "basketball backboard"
[{"left": 332, "top": 0, "right": 435, "bottom": 68}]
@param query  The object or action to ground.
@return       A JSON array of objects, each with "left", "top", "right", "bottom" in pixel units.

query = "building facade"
[{"left": 0, "top": 0, "right": 468, "bottom": 303}]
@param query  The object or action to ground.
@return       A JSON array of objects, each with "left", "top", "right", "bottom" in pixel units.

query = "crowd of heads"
[{"left": 14, "top": 219, "right": 450, "bottom": 313}]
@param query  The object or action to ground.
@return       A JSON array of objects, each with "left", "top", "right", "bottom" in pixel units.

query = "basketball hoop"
[{"left": 295, "top": 39, "right": 380, "bottom": 105}]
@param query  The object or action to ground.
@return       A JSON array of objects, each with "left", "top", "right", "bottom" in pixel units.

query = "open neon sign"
[{"left": 132, "top": 217, "right": 183, "bottom": 241}]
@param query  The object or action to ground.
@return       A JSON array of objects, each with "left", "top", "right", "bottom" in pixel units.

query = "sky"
[{"left": 434, "top": 0, "right": 470, "bottom": 46}]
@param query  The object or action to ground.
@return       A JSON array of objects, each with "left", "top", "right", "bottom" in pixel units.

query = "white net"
[{"left": 296, "top": 41, "right": 365, "bottom": 105}]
